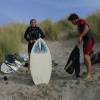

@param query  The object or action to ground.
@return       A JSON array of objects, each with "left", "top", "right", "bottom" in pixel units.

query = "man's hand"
[{"left": 29, "top": 40, "right": 36, "bottom": 43}]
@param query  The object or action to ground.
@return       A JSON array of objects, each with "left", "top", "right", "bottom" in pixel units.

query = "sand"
[{"left": 0, "top": 39, "right": 100, "bottom": 100}]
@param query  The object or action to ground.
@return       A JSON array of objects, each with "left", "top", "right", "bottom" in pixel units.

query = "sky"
[{"left": 0, "top": 0, "right": 100, "bottom": 24}]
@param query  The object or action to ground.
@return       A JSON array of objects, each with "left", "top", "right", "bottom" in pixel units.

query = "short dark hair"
[
  {"left": 30, "top": 19, "right": 36, "bottom": 25},
  {"left": 68, "top": 13, "right": 79, "bottom": 21}
]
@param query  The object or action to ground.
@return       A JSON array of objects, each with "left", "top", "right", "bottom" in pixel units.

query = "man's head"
[
  {"left": 30, "top": 19, "right": 37, "bottom": 27},
  {"left": 68, "top": 13, "right": 79, "bottom": 25}
]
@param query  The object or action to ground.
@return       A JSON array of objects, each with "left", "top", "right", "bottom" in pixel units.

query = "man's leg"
[
  {"left": 28, "top": 53, "right": 31, "bottom": 70},
  {"left": 84, "top": 54, "right": 92, "bottom": 80},
  {"left": 28, "top": 43, "right": 34, "bottom": 70},
  {"left": 28, "top": 43, "right": 32, "bottom": 70},
  {"left": 84, "top": 40, "right": 93, "bottom": 80}
]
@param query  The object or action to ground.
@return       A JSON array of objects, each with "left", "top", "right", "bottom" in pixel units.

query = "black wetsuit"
[{"left": 24, "top": 26, "right": 45, "bottom": 53}]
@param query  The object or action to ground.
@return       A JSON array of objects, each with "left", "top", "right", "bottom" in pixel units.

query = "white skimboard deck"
[{"left": 30, "top": 38, "right": 52, "bottom": 85}]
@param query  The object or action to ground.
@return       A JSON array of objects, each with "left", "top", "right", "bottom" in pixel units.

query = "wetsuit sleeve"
[
  {"left": 38, "top": 27, "right": 45, "bottom": 38},
  {"left": 24, "top": 27, "right": 30, "bottom": 41}
]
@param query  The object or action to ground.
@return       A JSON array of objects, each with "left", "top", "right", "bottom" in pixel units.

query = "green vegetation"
[
  {"left": 40, "top": 20, "right": 59, "bottom": 40},
  {"left": 40, "top": 19, "right": 74, "bottom": 40},
  {"left": 0, "top": 23, "right": 27, "bottom": 62},
  {"left": 87, "top": 11, "right": 100, "bottom": 41},
  {"left": 0, "top": 11, "right": 100, "bottom": 62},
  {"left": 55, "top": 19, "right": 73, "bottom": 32}
]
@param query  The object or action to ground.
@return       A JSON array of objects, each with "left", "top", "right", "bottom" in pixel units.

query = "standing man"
[
  {"left": 24, "top": 19, "right": 45, "bottom": 69},
  {"left": 68, "top": 13, "right": 94, "bottom": 80}
]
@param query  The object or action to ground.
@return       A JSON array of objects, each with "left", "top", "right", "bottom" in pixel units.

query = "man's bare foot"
[{"left": 86, "top": 75, "right": 93, "bottom": 81}]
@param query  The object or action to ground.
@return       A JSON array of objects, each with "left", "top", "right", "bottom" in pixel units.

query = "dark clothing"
[
  {"left": 83, "top": 31, "right": 94, "bottom": 50},
  {"left": 64, "top": 46, "right": 80, "bottom": 78},
  {"left": 24, "top": 26, "right": 45, "bottom": 42},
  {"left": 77, "top": 19, "right": 94, "bottom": 42},
  {"left": 77, "top": 19, "right": 88, "bottom": 33},
  {"left": 83, "top": 40, "right": 94, "bottom": 55},
  {"left": 91, "top": 52, "right": 100, "bottom": 65},
  {"left": 77, "top": 19, "right": 94, "bottom": 55},
  {"left": 24, "top": 26, "right": 45, "bottom": 53},
  {"left": 28, "top": 43, "right": 35, "bottom": 54}
]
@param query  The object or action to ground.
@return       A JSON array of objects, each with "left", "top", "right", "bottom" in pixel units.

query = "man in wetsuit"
[
  {"left": 68, "top": 13, "right": 94, "bottom": 80},
  {"left": 24, "top": 19, "right": 45, "bottom": 69}
]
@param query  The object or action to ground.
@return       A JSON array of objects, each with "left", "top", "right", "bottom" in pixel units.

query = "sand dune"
[{"left": 0, "top": 40, "right": 100, "bottom": 100}]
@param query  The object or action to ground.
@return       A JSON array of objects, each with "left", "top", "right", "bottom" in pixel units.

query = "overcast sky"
[{"left": 0, "top": 0, "right": 100, "bottom": 24}]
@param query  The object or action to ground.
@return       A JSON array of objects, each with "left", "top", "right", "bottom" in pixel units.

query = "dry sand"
[{"left": 0, "top": 39, "right": 100, "bottom": 100}]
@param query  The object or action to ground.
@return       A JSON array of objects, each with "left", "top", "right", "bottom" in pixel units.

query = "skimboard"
[{"left": 30, "top": 38, "right": 52, "bottom": 85}]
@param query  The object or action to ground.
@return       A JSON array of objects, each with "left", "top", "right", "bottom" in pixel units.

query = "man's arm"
[
  {"left": 39, "top": 27, "right": 45, "bottom": 38},
  {"left": 80, "top": 25, "right": 89, "bottom": 38},
  {"left": 79, "top": 25, "right": 89, "bottom": 44},
  {"left": 24, "top": 27, "right": 30, "bottom": 41}
]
